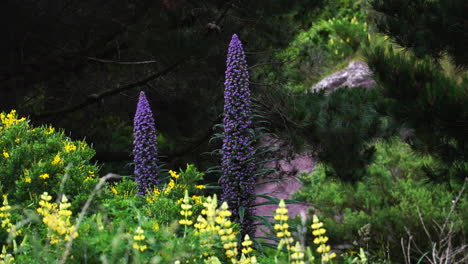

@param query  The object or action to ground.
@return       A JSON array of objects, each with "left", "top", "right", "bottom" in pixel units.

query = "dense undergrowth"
[{"left": 0, "top": 111, "right": 465, "bottom": 263}]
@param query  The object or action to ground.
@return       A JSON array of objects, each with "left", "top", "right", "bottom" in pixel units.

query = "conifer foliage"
[
  {"left": 370, "top": 0, "right": 468, "bottom": 68},
  {"left": 133, "top": 91, "right": 160, "bottom": 194},
  {"left": 220, "top": 34, "right": 256, "bottom": 239}
]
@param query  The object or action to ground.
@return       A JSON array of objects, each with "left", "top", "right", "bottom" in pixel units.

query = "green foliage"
[
  {"left": 309, "top": 88, "right": 398, "bottom": 182},
  {"left": 0, "top": 110, "right": 99, "bottom": 210},
  {"left": 253, "top": 0, "right": 370, "bottom": 91},
  {"left": 286, "top": 87, "right": 397, "bottom": 182},
  {"left": 102, "top": 165, "right": 205, "bottom": 226},
  {"left": 364, "top": 42, "right": 468, "bottom": 181},
  {"left": 294, "top": 138, "right": 467, "bottom": 261},
  {"left": 370, "top": 0, "right": 468, "bottom": 68}
]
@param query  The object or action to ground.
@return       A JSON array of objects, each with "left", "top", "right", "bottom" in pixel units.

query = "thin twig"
[{"left": 59, "top": 173, "right": 121, "bottom": 264}]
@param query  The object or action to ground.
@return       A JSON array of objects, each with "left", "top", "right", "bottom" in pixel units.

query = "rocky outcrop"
[
  {"left": 309, "top": 61, "right": 376, "bottom": 95},
  {"left": 254, "top": 136, "right": 315, "bottom": 238}
]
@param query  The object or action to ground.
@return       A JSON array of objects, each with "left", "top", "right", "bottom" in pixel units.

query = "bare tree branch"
[
  {"left": 86, "top": 56, "right": 159, "bottom": 65},
  {"left": 31, "top": 57, "right": 189, "bottom": 119}
]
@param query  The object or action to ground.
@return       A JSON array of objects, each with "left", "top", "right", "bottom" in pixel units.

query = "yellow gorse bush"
[
  {"left": 36, "top": 192, "right": 78, "bottom": 245},
  {"left": 0, "top": 110, "right": 27, "bottom": 130}
]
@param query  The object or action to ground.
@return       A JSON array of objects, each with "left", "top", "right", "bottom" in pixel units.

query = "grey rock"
[
  {"left": 309, "top": 60, "right": 376, "bottom": 95},
  {"left": 253, "top": 136, "right": 315, "bottom": 238}
]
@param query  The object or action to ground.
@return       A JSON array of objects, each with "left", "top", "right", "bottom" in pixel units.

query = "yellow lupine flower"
[{"left": 37, "top": 192, "right": 78, "bottom": 244}]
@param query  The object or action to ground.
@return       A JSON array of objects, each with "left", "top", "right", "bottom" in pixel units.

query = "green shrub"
[
  {"left": 294, "top": 138, "right": 467, "bottom": 261},
  {"left": 254, "top": 0, "right": 369, "bottom": 91},
  {"left": 0, "top": 110, "right": 99, "bottom": 210},
  {"left": 307, "top": 88, "right": 398, "bottom": 182}
]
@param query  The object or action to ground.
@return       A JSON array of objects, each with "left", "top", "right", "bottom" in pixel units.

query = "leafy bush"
[
  {"left": 0, "top": 110, "right": 99, "bottom": 210},
  {"left": 253, "top": 0, "right": 370, "bottom": 91},
  {"left": 101, "top": 164, "right": 206, "bottom": 226},
  {"left": 294, "top": 137, "right": 467, "bottom": 261}
]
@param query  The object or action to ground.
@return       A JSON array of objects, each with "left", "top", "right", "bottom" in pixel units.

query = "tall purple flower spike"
[
  {"left": 220, "top": 34, "right": 256, "bottom": 239},
  {"left": 133, "top": 91, "right": 160, "bottom": 195}
]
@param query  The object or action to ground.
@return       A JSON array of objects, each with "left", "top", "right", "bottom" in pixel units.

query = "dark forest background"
[
  {"left": 0, "top": 0, "right": 326, "bottom": 175},
  {"left": 1, "top": 0, "right": 467, "bottom": 181}
]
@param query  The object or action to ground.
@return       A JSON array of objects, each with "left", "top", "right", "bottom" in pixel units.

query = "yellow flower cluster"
[
  {"left": 36, "top": 192, "right": 78, "bottom": 245},
  {"left": 132, "top": 226, "right": 148, "bottom": 252},
  {"left": 0, "top": 196, "right": 21, "bottom": 237},
  {"left": 177, "top": 195, "right": 203, "bottom": 205},
  {"left": 39, "top": 173, "right": 49, "bottom": 180},
  {"left": 311, "top": 215, "right": 336, "bottom": 262},
  {"left": 169, "top": 170, "right": 180, "bottom": 179},
  {"left": 84, "top": 171, "right": 96, "bottom": 182},
  {"left": 110, "top": 186, "right": 118, "bottom": 195},
  {"left": 239, "top": 234, "right": 257, "bottom": 264},
  {"left": 51, "top": 154, "right": 62, "bottom": 165},
  {"left": 179, "top": 190, "right": 193, "bottom": 226},
  {"left": 0, "top": 245, "right": 14, "bottom": 264},
  {"left": 216, "top": 202, "right": 237, "bottom": 261},
  {"left": 192, "top": 195, "right": 227, "bottom": 260},
  {"left": 274, "top": 200, "right": 294, "bottom": 251},
  {"left": 0, "top": 110, "right": 27, "bottom": 129},
  {"left": 145, "top": 186, "right": 161, "bottom": 203},
  {"left": 64, "top": 142, "right": 77, "bottom": 152},
  {"left": 164, "top": 179, "right": 176, "bottom": 195},
  {"left": 146, "top": 170, "right": 181, "bottom": 203},
  {"left": 44, "top": 126, "right": 55, "bottom": 135},
  {"left": 290, "top": 242, "right": 305, "bottom": 264}
]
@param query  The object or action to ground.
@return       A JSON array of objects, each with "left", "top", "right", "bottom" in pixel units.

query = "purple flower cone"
[
  {"left": 221, "top": 34, "right": 256, "bottom": 239},
  {"left": 133, "top": 91, "right": 160, "bottom": 195}
]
